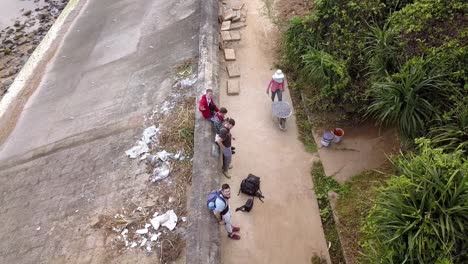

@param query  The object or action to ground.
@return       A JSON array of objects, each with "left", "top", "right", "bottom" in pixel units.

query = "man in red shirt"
[
  {"left": 199, "top": 88, "right": 219, "bottom": 119},
  {"left": 212, "top": 107, "right": 227, "bottom": 135}
]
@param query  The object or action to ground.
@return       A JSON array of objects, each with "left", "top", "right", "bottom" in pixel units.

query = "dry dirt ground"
[{"left": 218, "top": 0, "right": 330, "bottom": 263}]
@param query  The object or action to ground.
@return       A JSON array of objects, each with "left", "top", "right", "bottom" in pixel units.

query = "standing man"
[
  {"left": 266, "top": 69, "right": 287, "bottom": 101},
  {"left": 199, "top": 88, "right": 219, "bottom": 119},
  {"left": 214, "top": 184, "right": 241, "bottom": 240},
  {"left": 216, "top": 118, "right": 235, "bottom": 178}
]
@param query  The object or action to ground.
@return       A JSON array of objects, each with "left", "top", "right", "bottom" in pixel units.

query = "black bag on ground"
[
  {"left": 236, "top": 198, "right": 254, "bottom": 212},
  {"left": 239, "top": 174, "right": 264, "bottom": 202}
]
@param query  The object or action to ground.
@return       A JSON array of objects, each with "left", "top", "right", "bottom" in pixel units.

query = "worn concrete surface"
[
  {"left": 0, "top": 0, "right": 200, "bottom": 262},
  {"left": 186, "top": 0, "right": 221, "bottom": 263},
  {"left": 313, "top": 123, "right": 399, "bottom": 183},
  {"left": 219, "top": 0, "right": 331, "bottom": 262}
]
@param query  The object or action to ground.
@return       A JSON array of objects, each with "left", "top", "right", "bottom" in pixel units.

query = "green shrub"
[
  {"left": 428, "top": 101, "right": 468, "bottom": 153},
  {"left": 366, "top": 56, "right": 454, "bottom": 139},
  {"left": 361, "top": 139, "right": 468, "bottom": 263},
  {"left": 283, "top": 16, "right": 320, "bottom": 71},
  {"left": 364, "top": 22, "right": 399, "bottom": 79},
  {"left": 301, "top": 49, "right": 350, "bottom": 101}
]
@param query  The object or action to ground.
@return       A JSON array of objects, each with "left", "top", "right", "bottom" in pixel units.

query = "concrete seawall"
[{"left": 186, "top": 0, "right": 221, "bottom": 263}]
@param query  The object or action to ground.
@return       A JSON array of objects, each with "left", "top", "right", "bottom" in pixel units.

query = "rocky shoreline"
[{"left": 0, "top": 0, "right": 69, "bottom": 98}]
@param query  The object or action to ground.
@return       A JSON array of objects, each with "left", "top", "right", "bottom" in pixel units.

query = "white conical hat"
[{"left": 272, "top": 69, "right": 284, "bottom": 82}]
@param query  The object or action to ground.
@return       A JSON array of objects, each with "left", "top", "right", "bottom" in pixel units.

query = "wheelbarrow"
[{"left": 272, "top": 101, "right": 292, "bottom": 130}]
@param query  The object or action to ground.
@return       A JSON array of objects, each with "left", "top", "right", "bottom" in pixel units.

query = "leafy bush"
[
  {"left": 361, "top": 139, "right": 468, "bottom": 263},
  {"left": 366, "top": 56, "right": 454, "bottom": 139},
  {"left": 364, "top": 22, "right": 399, "bottom": 79},
  {"left": 428, "top": 101, "right": 468, "bottom": 153},
  {"left": 283, "top": 16, "right": 319, "bottom": 71},
  {"left": 301, "top": 49, "right": 350, "bottom": 101}
]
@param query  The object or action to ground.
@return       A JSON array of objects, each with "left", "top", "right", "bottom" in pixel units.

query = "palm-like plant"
[
  {"left": 366, "top": 57, "right": 452, "bottom": 139},
  {"left": 364, "top": 22, "right": 399, "bottom": 79},
  {"left": 362, "top": 139, "right": 468, "bottom": 263},
  {"left": 428, "top": 102, "right": 468, "bottom": 153}
]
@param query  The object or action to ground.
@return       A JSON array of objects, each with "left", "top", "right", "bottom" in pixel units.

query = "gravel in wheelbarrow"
[{"left": 272, "top": 101, "right": 292, "bottom": 118}]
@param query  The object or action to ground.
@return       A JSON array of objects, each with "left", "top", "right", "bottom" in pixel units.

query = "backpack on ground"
[
  {"left": 207, "top": 190, "right": 225, "bottom": 211},
  {"left": 236, "top": 198, "right": 254, "bottom": 212},
  {"left": 239, "top": 174, "right": 264, "bottom": 202}
]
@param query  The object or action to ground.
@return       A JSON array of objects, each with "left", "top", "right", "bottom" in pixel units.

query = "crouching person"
[{"left": 210, "top": 184, "right": 241, "bottom": 240}]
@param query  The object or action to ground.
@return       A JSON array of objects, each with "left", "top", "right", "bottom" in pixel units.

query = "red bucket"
[{"left": 332, "top": 128, "right": 344, "bottom": 143}]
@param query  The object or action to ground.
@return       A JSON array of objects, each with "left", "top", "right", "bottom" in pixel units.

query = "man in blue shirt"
[{"left": 213, "top": 184, "right": 241, "bottom": 240}]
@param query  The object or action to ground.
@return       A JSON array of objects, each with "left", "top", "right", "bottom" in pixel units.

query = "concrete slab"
[
  {"left": 227, "top": 79, "right": 240, "bottom": 95},
  {"left": 220, "top": 21, "right": 231, "bottom": 31},
  {"left": 229, "top": 30, "right": 241, "bottom": 41},
  {"left": 223, "top": 9, "right": 235, "bottom": 21},
  {"left": 221, "top": 31, "right": 231, "bottom": 42},
  {"left": 0, "top": 1, "right": 200, "bottom": 263},
  {"left": 232, "top": 11, "right": 241, "bottom": 22},
  {"left": 224, "top": 48, "right": 236, "bottom": 61},
  {"left": 226, "top": 64, "right": 240, "bottom": 77},
  {"left": 230, "top": 22, "right": 246, "bottom": 30}
]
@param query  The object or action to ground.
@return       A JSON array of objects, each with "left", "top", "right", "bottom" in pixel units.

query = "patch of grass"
[
  {"left": 159, "top": 97, "right": 195, "bottom": 156},
  {"left": 311, "top": 161, "right": 345, "bottom": 263},
  {"left": 290, "top": 83, "right": 317, "bottom": 153},
  {"left": 335, "top": 164, "right": 392, "bottom": 263},
  {"left": 174, "top": 59, "right": 195, "bottom": 79}
]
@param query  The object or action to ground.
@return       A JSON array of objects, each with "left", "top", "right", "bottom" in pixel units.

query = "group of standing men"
[{"left": 199, "top": 88, "right": 236, "bottom": 179}]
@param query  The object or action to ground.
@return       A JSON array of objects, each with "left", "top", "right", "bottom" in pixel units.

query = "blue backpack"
[{"left": 207, "top": 190, "right": 226, "bottom": 211}]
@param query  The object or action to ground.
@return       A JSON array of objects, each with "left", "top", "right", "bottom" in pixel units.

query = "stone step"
[
  {"left": 227, "top": 79, "right": 240, "bottom": 95},
  {"left": 226, "top": 64, "right": 240, "bottom": 78},
  {"left": 229, "top": 30, "right": 241, "bottom": 41},
  {"left": 224, "top": 48, "right": 236, "bottom": 61},
  {"left": 220, "top": 21, "right": 231, "bottom": 31},
  {"left": 221, "top": 31, "right": 232, "bottom": 42},
  {"left": 223, "top": 9, "right": 235, "bottom": 21},
  {"left": 230, "top": 22, "right": 246, "bottom": 30}
]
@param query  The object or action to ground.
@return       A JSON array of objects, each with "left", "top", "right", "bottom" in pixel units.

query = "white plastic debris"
[
  {"left": 142, "top": 126, "right": 158, "bottom": 144},
  {"left": 180, "top": 76, "right": 197, "bottom": 88},
  {"left": 146, "top": 244, "right": 152, "bottom": 252},
  {"left": 125, "top": 141, "right": 149, "bottom": 159},
  {"left": 140, "top": 237, "right": 147, "bottom": 247},
  {"left": 130, "top": 242, "right": 138, "bottom": 248},
  {"left": 145, "top": 223, "right": 151, "bottom": 228},
  {"left": 136, "top": 228, "right": 148, "bottom": 235},
  {"left": 36, "top": 227, "right": 41, "bottom": 231},
  {"left": 125, "top": 126, "right": 161, "bottom": 158},
  {"left": 121, "top": 229, "right": 128, "bottom": 236},
  {"left": 150, "top": 162, "right": 171, "bottom": 182},
  {"left": 181, "top": 217, "right": 187, "bottom": 222},
  {"left": 150, "top": 232, "right": 161, "bottom": 241},
  {"left": 150, "top": 209, "right": 178, "bottom": 231},
  {"left": 156, "top": 150, "right": 172, "bottom": 161}
]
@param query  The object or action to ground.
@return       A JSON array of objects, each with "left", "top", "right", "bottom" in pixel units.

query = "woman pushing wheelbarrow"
[{"left": 267, "top": 69, "right": 292, "bottom": 130}]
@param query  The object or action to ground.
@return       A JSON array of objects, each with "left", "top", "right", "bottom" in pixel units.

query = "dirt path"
[{"left": 219, "top": 0, "right": 330, "bottom": 262}]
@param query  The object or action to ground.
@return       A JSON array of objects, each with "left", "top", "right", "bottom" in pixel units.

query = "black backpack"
[
  {"left": 239, "top": 174, "right": 264, "bottom": 202},
  {"left": 236, "top": 198, "right": 254, "bottom": 212}
]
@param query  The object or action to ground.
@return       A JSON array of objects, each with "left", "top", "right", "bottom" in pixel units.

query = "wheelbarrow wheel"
[{"left": 278, "top": 117, "right": 286, "bottom": 130}]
